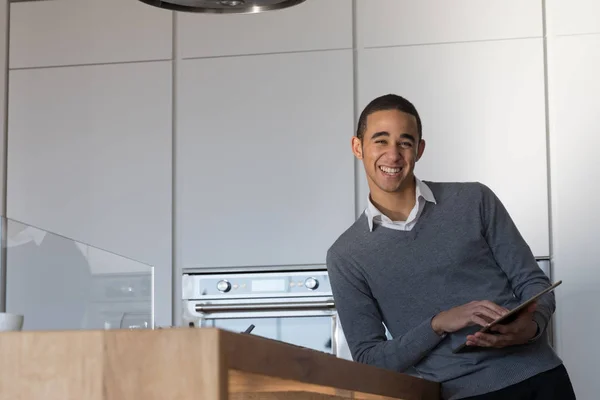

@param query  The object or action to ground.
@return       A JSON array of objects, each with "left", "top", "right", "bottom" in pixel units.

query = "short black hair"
[{"left": 356, "top": 94, "right": 422, "bottom": 141}]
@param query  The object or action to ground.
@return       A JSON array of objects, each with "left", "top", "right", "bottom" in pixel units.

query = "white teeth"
[{"left": 380, "top": 166, "right": 401, "bottom": 174}]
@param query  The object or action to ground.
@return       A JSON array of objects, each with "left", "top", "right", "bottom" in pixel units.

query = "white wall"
[
  {"left": 172, "top": 1, "right": 354, "bottom": 325},
  {"left": 3, "top": 1, "right": 599, "bottom": 397},
  {"left": 8, "top": 0, "right": 172, "bottom": 68},
  {"left": 6, "top": 0, "right": 173, "bottom": 326},
  {"left": 546, "top": 1, "right": 600, "bottom": 398},
  {"left": 5, "top": 0, "right": 356, "bottom": 327},
  {"left": 7, "top": 61, "right": 172, "bottom": 325},
  {"left": 177, "top": 50, "right": 354, "bottom": 269},
  {"left": 356, "top": 0, "right": 542, "bottom": 47},
  {"left": 355, "top": 0, "right": 550, "bottom": 258},
  {"left": 178, "top": 0, "right": 351, "bottom": 57}
]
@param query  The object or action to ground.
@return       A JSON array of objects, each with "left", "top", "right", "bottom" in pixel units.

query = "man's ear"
[
  {"left": 351, "top": 136, "right": 363, "bottom": 160},
  {"left": 416, "top": 139, "right": 426, "bottom": 161}
]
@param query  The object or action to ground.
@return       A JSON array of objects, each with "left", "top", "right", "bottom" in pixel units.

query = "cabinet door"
[
  {"left": 178, "top": 50, "right": 354, "bottom": 268},
  {"left": 178, "top": 0, "right": 352, "bottom": 58},
  {"left": 9, "top": 0, "right": 172, "bottom": 68},
  {"left": 357, "top": 0, "right": 542, "bottom": 48},
  {"left": 550, "top": 34, "right": 600, "bottom": 400},
  {"left": 357, "top": 38, "right": 549, "bottom": 257},
  {"left": 548, "top": 0, "right": 600, "bottom": 36},
  {"left": 7, "top": 61, "right": 172, "bottom": 325}
]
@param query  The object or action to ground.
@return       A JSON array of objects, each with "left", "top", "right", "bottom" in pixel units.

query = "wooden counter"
[{"left": 0, "top": 328, "right": 440, "bottom": 399}]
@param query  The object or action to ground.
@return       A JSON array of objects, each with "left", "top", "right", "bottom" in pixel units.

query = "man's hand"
[
  {"left": 431, "top": 300, "right": 510, "bottom": 336},
  {"left": 465, "top": 302, "right": 538, "bottom": 349}
]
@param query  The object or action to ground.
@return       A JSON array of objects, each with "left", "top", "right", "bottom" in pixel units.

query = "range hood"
[{"left": 137, "top": 0, "right": 307, "bottom": 14}]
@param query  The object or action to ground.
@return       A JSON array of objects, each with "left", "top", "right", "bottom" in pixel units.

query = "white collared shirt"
[{"left": 365, "top": 178, "right": 437, "bottom": 231}]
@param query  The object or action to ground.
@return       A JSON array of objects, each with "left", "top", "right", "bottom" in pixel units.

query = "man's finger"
[
  {"left": 478, "top": 332, "right": 517, "bottom": 348},
  {"left": 526, "top": 302, "right": 537, "bottom": 313},
  {"left": 470, "top": 332, "right": 499, "bottom": 347},
  {"left": 490, "top": 324, "right": 510, "bottom": 334},
  {"left": 474, "top": 305, "right": 507, "bottom": 322},
  {"left": 491, "top": 318, "right": 526, "bottom": 334},
  {"left": 478, "top": 332, "right": 513, "bottom": 347},
  {"left": 478, "top": 301, "right": 510, "bottom": 317},
  {"left": 471, "top": 314, "right": 493, "bottom": 328},
  {"left": 466, "top": 334, "right": 488, "bottom": 347}
]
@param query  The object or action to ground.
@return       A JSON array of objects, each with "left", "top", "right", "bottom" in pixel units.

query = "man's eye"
[
  {"left": 375, "top": 140, "right": 386, "bottom": 144},
  {"left": 400, "top": 142, "right": 413, "bottom": 148}
]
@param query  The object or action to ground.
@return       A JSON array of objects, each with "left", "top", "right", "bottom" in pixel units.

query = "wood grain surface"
[{"left": 0, "top": 328, "right": 440, "bottom": 400}]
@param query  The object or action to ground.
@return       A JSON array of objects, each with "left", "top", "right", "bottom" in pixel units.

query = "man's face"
[{"left": 352, "top": 109, "right": 425, "bottom": 196}]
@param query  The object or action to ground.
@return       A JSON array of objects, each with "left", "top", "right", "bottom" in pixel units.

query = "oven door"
[{"left": 185, "top": 297, "right": 348, "bottom": 357}]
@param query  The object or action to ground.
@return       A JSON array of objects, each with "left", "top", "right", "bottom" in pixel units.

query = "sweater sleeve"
[
  {"left": 326, "top": 248, "right": 445, "bottom": 372},
  {"left": 478, "top": 183, "right": 555, "bottom": 340}
]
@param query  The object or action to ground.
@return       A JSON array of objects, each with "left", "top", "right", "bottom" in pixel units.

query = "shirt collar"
[{"left": 365, "top": 177, "right": 437, "bottom": 231}]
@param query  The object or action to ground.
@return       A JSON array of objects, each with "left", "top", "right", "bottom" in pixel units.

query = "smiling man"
[{"left": 326, "top": 94, "right": 576, "bottom": 400}]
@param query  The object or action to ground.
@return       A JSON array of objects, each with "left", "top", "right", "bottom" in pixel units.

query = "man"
[{"left": 326, "top": 94, "right": 576, "bottom": 399}]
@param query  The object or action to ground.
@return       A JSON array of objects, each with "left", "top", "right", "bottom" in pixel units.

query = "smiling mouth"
[{"left": 379, "top": 166, "right": 402, "bottom": 176}]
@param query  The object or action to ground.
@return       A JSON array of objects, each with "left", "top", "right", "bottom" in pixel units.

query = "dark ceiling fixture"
[{"left": 137, "top": 0, "right": 308, "bottom": 14}]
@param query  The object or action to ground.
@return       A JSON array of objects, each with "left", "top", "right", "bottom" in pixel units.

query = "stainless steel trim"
[
  {"left": 183, "top": 264, "right": 326, "bottom": 274},
  {"left": 331, "top": 313, "right": 338, "bottom": 357},
  {"left": 137, "top": 0, "right": 307, "bottom": 14},
  {"left": 190, "top": 292, "right": 331, "bottom": 301},
  {"left": 151, "top": 266, "right": 156, "bottom": 329},
  {"left": 195, "top": 299, "right": 335, "bottom": 313},
  {"left": 198, "top": 309, "right": 336, "bottom": 320},
  {"left": 9, "top": 0, "right": 54, "bottom": 3}
]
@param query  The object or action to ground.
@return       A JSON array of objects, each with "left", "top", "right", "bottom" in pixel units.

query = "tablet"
[{"left": 452, "top": 280, "right": 562, "bottom": 354}]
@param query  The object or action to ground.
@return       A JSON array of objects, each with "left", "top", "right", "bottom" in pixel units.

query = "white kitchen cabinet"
[
  {"left": 7, "top": 61, "right": 172, "bottom": 326},
  {"left": 357, "top": 0, "right": 543, "bottom": 48},
  {"left": 9, "top": 0, "right": 172, "bottom": 69},
  {"left": 357, "top": 38, "right": 550, "bottom": 257},
  {"left": 548, "top": 34, "right": 600, "bottom": 400},
  {"left": 177, "top": 50, "right": 355, "bottom": 268},
  {"left": 178, "top": 0, "right": 351, "bottom": 59},
  {"left": 548, "top": 0, "right": 600, "bottom": 36}
]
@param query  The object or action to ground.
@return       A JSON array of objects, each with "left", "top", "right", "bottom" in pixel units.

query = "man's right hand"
[{"left": 431, "top": 301, "right": 510, "bottom": 336}]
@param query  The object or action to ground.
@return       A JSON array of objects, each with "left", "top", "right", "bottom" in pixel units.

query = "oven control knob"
[
  {"left": 216, "top": 280, "right": 231, "bottom": 293},
  {"left": 304, "top": 277, "right": 319, "bottom": 290}
]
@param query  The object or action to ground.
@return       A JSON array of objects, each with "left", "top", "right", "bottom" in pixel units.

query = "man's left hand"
[{"left": 465, "top": 302, "right": 538, "bottom": 349}]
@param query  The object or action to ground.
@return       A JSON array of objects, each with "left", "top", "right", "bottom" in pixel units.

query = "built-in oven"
[{"left": 182, "top": 269, "right": 352, "bottom": 359}]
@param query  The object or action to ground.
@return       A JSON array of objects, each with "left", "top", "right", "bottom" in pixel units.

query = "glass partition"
[{"left": 2, "top": 217, "right": 154, "bottom": 331}]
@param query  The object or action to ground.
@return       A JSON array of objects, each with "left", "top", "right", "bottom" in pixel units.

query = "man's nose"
[{"left": 386, "top": 145, "right": 404, "bottom": 161}]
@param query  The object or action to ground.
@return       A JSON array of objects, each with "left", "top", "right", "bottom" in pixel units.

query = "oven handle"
[{"left": 195, "top": 300, "right": 335, "bottom": 313}]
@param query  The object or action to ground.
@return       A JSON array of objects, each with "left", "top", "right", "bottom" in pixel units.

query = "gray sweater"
[{"left": 326, "top": 181, "right": 563, "bottom": 399}]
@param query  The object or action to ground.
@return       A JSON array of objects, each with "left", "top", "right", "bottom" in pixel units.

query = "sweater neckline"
[{"left": 367, "top": 201, "right": 435, "bottom": 240}]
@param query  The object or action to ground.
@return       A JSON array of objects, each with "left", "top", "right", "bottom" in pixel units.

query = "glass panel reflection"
[{"left": 3, "top": 218, "right": 154, "bottom": 331}]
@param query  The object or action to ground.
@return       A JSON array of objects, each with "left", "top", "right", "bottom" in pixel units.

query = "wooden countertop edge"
[
  {"left": 229, "top": 370, "right": 420, "bottom": 400},
  {"left": 0, "top": 327, "right": 440, "bottom": 400},
  {"left": 219, "top": 328, "right": 440, "bottom": 400}
]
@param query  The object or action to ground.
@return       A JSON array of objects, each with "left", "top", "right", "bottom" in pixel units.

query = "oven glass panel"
[{"left": 205, "top": 316, "right": 334, "bottom": 354}]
